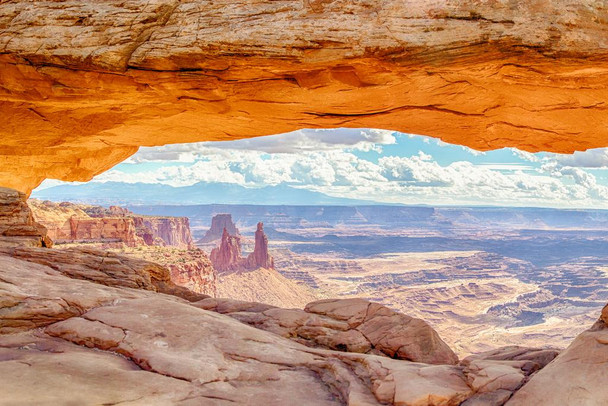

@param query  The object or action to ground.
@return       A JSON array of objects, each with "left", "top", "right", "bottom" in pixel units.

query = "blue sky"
[{"left": 36, "top": 129, "right": 608, "bottom": 208}]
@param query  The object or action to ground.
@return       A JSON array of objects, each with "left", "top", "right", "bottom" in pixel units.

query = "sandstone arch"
[{"left": 1, "top": 0, "right": 607, "bottom": 193}]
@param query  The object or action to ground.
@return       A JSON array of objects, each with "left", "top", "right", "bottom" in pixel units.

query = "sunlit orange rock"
[{"left": 1, "top": 1, "right": 607, "bottom": 193}]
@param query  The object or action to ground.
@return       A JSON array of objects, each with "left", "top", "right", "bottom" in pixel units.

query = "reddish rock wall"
[
  {"left": 30, "top": 200, "right": 193, "bottom": 249},
  {"left": 210, "top": 223, "right": 274, "bottom": 272}
]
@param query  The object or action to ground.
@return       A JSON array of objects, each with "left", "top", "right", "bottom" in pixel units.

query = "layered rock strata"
[
  {"left": 245, "top": 222, "right": 275, "bottom": 270},
  {"left": 210, "top": 223, "right": 274, "bottom": 272},
  {"left": 1, "top": 1, "right": 608, "bottom": 192},
  {"left": 210, "top": 228, "right": 244, "bottom": 272},
  {"left": 0, "top": 188, "right": 51, "bottom": 248},
  {"left": 30, "top": 200, "right": 193, "bottom": 248}
]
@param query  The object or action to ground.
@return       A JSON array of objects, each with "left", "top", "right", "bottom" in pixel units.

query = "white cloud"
[
  {"left": 59, "top": 129, "right": 608, "bottom": 209},
  {"left": 125, "top": 128, "right": 396, "bottom": 163},
  {"left": 549, "top": 148, "right": 608, "bottom": 168}
]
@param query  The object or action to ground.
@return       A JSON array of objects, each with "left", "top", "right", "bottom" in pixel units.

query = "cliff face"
[
  {"left": 245, "top": 222, "right": 274, "bottom": 270},
  {"left": 210, "top": 223, "right": 274, "bottom": 272},
  {"left": 210, "top": 229, "right": 244, "bottom": 273},
  {"left": 69, "top": 217, "right": 143, "bottom": 246},
  {"left": 30, "top": 200, "right": 193, "bottom": 249},
  {"left": 0, "top": 188, "right": 51, "bottom": 248},
  {"left": 1, "top": 1, "right": 608, "bottom": 193},
  {"left": 199, "top": 214, "right": 239, "bottom": 243},
  {"left": 133, "top": 217, "right": 193, "bottom": 249}
]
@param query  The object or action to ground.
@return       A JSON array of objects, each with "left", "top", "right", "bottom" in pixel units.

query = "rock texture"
[
  {"left": 0, "top": 200, "right": 563, "bottom": 405},
  {"left": 125, "top": 246, "right": 218, "bottom": 297},
  {"left": 0, "top": 249, "right": 560, "bottom": 405},
  {"left": 0, "top": 246, "right": 207, "bottom": 305},
  {"left": 211, "top": 223, "right": 274, "bottom": 272},
  {"left": 245, "top": 222, "right": 275, "bottom": 270},
  {"left": 30, "top": 200, "right": 193, "bottom": 248},
  {"left": 1, "top": 1, "right": 608, "bottom": 193},
  {"left": 506, "top": 314, "right": 608, "bottom": 405},
  {"left": 210, "top": 228, "right": 244, "bottom": 272},
  {"left": 133, "top": 216, "right": 194, "bottom": 249},
  {"left": 196, "top": 297, "right": 459, "bottom": 365},
  {"left": 0, "top": 188, "right": 51, "bottom": 248},
  {"left": 199, "top": 213, "right": 240, "bottom": 243}
]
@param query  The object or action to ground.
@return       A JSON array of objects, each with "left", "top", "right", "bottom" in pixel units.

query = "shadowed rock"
[{"left": 0, "top": 188, "right": 51, "bottom": 248}]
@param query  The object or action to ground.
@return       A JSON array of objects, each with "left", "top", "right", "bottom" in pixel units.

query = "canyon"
[
  {"left": 134, "top": 203, "right": 608, "bottom": 357},
  {"left": 1, "top": 189, "right": 593, "bottom": 405},
  {"left": 29, "top": 199, "right": 193, "bottom": 249}
]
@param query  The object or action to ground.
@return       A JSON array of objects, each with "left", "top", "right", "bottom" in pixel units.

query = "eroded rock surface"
[
  {"left": 196, "top": 297, "right": 459, "bottom": 365},
  {"left": 0, "top": 246, "right": 207, "bottom": 302},
  {"left": 461, "top": 346, "right": 560, "bottom": 406},
  {"left": 211, "top": 223, "right": 274, "bottom": 272},
  {"left": 506, "top": 317, "right": 608, "bottom": 405},
  {"left": 1, "top": 1, "right": 608, "bottom": 192},
  {"left": 245, "top": 222, "right": 274, "bottom": 270},
  {"left": 210, "top": 228, "right": 244, "bottom": 272},
  {"left": 0, "top": 188, "right": 51, "bottom": 247},
  {"left": 30, "top": 199, "right": 194, "bottom": 249},
  {"left": 44, "top": 297, "right": 473, "bottom": 406}
]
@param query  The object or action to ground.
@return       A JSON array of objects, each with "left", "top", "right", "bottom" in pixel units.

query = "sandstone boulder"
[
  {"left": 0, "top": 246, "right": 207, "bottom": 302},
  {"left": 44, "top": 297, "right": 473, "bottom": 405},
  {"left": 196, "top": 297, "right": 459, "bottom": 365},
  {"left": 507, "top": 319, "right": 608, "bottom": 405},
  {"left": 0, "top": 188, "right": 51, "bottom": 248},
  {"left": 461, "top": 346, "right": 559, "bottom": 406}
]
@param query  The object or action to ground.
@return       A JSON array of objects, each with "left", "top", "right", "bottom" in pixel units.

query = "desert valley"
[{"left": 27, "top": 199, "right": 608, "bottom": 358}]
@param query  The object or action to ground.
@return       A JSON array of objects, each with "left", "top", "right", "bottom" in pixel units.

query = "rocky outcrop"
[
  {"left": 199, "top": 213, "right": 239, "bottom": 243},
  {"left": 0, "top": 249, "right": 560, "bottom": 405},
  {"left": 132, "top": 247, "right": 218, "bottom": 297},
  {"left": 133, "top": 216, "right": 194, "bottom": 249},
  {"left": 70, "top": 217, "right": 144, "bottom": 246},
  {"left": 245, "top": 222, "right": 274, "bottom": 270},
  {"left": 196, "top": 297, "right": 459, "bottom": 365},
  {"left": 210, "top": 228, "right": 244, "bottom": 272},
  {"left": 2, "top": 1, "right": 608, "bottom": 193},
  {"left": 30, "top": 200, "right": 193, "bottom": 248},
  {"left": 211, "top": 223, "right": 274, "bottom": 272},
  {"left": 0, "top": 246, "right": 207, "bottom": 306},
  {"left": 0, "top": 188, "right": 51, "bottom": 248},
  {"left": 506, "top": 311, "right": 608, "bottom": 405},
  {"left": 461, "top": 346, "right": 559, "bottom": 406}
]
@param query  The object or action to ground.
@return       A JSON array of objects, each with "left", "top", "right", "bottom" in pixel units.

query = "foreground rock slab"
[
  {"left": 45, "top": 297, "right": 473, "bottom": 405},
  {"left": 196, "top": 297, "right": 459, "bottom": 365},
  {"left": 0, "top": 246, "right": 207, "bottom": 302},
  {"left": 507, "top": 317, "right": 608, "bottom": 406}
]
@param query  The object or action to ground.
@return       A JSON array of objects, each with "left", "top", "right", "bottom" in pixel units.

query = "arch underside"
[{"left": 1, "top": 0, "right": 607, "bottom": 193}]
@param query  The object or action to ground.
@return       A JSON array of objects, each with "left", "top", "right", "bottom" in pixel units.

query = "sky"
[{"left": 36, "top": 128, "right": 608, "bottom": 209}]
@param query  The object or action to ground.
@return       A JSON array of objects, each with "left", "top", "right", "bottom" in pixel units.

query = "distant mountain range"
[{"left": 32, "top": 181, "right": 381, "bottom": 206}]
